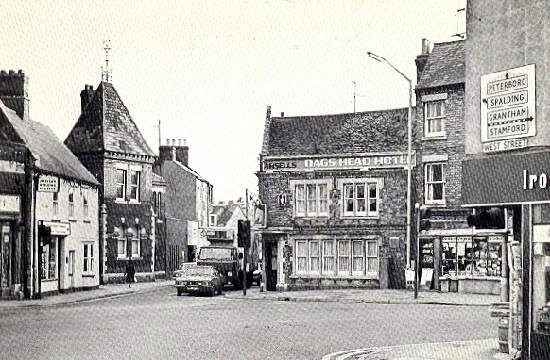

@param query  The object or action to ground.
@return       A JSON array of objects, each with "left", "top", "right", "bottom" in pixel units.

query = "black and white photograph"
[{"left": 0, "top": 1, "right": 548, "bottom": 359}]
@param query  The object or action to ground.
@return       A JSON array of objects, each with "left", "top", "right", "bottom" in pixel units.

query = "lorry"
[{"left": 196, "top": 245, "right": 253, "bottom": 290}]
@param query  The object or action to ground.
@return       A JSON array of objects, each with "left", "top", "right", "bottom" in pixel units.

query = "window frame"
[
  {"left": 83, "top": 243, "right": 95, "bottom": 275},
  {"left": 291, "top": 179, "right": 331, "bottom": 218},
  {"left": 116, "top": 226, "right": 127, "bottom": 259},
  {"left": 295, "top": 240, "right": 308, "bottom": 274},
  {"left": 130, "top": 227, "right": 140, "bottom": 259},
  {"left": 309, "top": 240, "right": 320, "bottom": 274},
  {"left": 82, "top": 188, "right": 89, "bottom": 220},
  {"left": 424, "top": 100, "right": 446, "bottom": 138},
  {"left": 128, "top": 170, "right": 141, "bottom": 202},
  {"left": 116, "top": 169, "right": 127, "bottom": 201},
  {"left": 68, "top": 189, "right": 75, "bottom": 219},
  {"left": 52, "top": 191, "right": 59, "bottom": 218},
  {"left": 424, "top": 162, "right": 446, "bottom": 205},
  {"left": 338, "top": 178, "right": 382, "bottom": 218}
]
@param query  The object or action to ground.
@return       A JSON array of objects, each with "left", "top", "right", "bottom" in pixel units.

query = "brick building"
[
  {"left": 257, "top": 107, "right": 415, "bottom": 291},
  {"left": 155, "top": 139, "right": 213, "bottom": 271},
  {"left": 65, "top": 81, "right": 162, "bottom": 283},
  {"left": 0, "top": 70, "right": 100, "bottom": 299}
]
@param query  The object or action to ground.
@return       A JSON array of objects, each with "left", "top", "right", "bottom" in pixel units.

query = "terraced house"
[
  {"left": 0, "top": 70, "right": 100, "bottom": 299},
  {"left": 65, "top": 80, "right": 164, "bottom": 283},
  {"left": 257, "top": 106, "right": 415, "bottom": 291}
]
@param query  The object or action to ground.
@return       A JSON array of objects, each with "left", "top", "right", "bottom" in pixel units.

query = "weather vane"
[{"left": 101, "top": 40, "right": 112, "bottom": 82}]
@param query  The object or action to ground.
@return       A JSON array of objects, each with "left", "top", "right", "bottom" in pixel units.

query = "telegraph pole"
[
  {"left": 352, "top": 81, "right": 357, "bottom": 113},
  {"left": 243, "top": 188, "right": 249, "bottom": 296}
]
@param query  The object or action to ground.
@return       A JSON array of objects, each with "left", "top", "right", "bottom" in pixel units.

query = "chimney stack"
[
  {"left": 415, "top": 38, "right": 431, "bottom": 83},
  {"left": 80, "top": 85, "right": 95, "bottom": 112},
  {"left": 0, "top": 69, "right": 29, "bottom": 121},
  {"left": 158, "top": 137, "right": 189, "bottom": 166},
  {"left": 266, "top": 106, "right": 271, "bottom": 119},
  {"left": 280, "top": 112, "right": 284, "bottom": 117}
]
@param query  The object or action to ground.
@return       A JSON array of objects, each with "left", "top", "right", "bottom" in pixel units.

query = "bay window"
[{"left": 294, "top": 238, "right": 378, "bottom": 277}]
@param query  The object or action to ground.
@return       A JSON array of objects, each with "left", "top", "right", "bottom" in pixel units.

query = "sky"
[{"left": 0, "top": 0, "right": 466, "bottom": 202}]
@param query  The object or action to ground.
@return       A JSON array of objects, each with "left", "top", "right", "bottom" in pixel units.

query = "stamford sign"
[
  {"left": 480, "top": 64, "right": 535, "bottom": 153},
  {"left": 263, "top": 152, "right": 416, "bottom": 172}
]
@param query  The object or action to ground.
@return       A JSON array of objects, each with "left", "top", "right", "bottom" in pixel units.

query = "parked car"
[{"left": 174, "top": 264, "right": 223, "bottom": 296}]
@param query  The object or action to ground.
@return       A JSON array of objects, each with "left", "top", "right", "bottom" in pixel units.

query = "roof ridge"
[{"left": 270, "top": 107, "right": 410, "bottom": 120}]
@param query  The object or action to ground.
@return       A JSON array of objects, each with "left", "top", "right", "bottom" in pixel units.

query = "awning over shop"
[{"left": 463, "top": 149, "right": 550, "bottom": 206}]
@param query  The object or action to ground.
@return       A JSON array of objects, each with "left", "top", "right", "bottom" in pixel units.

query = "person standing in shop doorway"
[{"left": 124, "top": 259, "right": 136, "bottom": 288}]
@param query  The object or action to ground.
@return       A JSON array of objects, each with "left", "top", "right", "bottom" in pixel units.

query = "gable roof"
[
  {"left": 417, "top": 40, "right": 465, "bottom": 89},
  {"left": 0, "top": 100, "right": 99, "bottom": 185},
  {"left": 211, "top": 203, "right": 244, "bottom": 227},
  {"left": 264, "top": 107, "right": 410, "bottom": 156},
  {"left": 64, "top": 81, "right": 155, "bottom": 157}
]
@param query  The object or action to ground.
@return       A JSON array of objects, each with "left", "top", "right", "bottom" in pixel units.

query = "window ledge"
[
  {"left": 425, "top": 203, "right": 446, "bottom": 208},
  {"left": 422, "top": 135, "right": 448, "bottom": 141},
  {"left": 82, "top": 273, "right": 95, "bottom": 278},
  {"left": 83, "top": 219, "right": 91, "bottom": 223},
  {"left": 341, "top": 215, "right": 380, "bottom": 220},
  {"left": 41, "top": 279, "right": 58, "bottom": 282},
  {"left": 290, "top": 274, "right": 379, "bottom": 280},
  {"left": 294, "top": 216, "right": 329, "bottom": 220},
  {"left": 68, "top": 218, "right": 77, "bottom": 222}
]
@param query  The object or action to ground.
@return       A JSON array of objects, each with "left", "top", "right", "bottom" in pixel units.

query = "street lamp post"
[{"left": 367, "top": 51, "right": 414, "bottom": 271}]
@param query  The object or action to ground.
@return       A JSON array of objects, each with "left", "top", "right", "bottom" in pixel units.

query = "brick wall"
[
  {"left": 415, "top": 84, "right": 466, "bottom": 208},
  {"left": 103, "top": 158, "right": 153, "bottom": 202}
]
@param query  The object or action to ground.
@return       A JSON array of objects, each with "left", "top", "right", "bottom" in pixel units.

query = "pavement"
[
  {"left": 0, "top": 280, "right": 172, "bottom": 309},
  {"left": 224, "top": 287, "right": 501, "bottom": 306},
  {"left": 321, "top": 339, "right": 518, "bottom": 360}
]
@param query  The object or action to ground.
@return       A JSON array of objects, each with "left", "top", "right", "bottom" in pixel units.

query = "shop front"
[
  {"left": 38, "top": 221, "right": 70, "bottom": 296},
  {"left": 463, "top": 149, "right": 550, "bottom": 359},
  {"left": 0, "top": 193, "right": 22, "bottom": 299}
]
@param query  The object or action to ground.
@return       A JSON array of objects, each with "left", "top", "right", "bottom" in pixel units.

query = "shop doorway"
[
  {"left": 1, "top": 223, "right": 11, "bottom": 290},
  {"left": 68, "top": 250, "right": 75, "bottom": 290},
  {"left": 265, "top": 241, "right": 277, "bottom": 291}
]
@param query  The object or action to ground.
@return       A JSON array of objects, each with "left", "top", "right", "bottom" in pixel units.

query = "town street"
[{"left": 0, "top": 286, "right": 498, "bottom": 360}]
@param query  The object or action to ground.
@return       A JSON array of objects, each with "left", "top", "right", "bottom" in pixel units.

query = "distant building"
[
  {"left": 65, "top": 81, "right": 162, "bottom": 283},
  {"left": 207, "top": 201, "right": 246, "bottom": 248},
  {"left": 155, "top": 139, "right": 213, "bottom": 271},
  {"left": 257, "top": 107, "right": 413, "bottom": 291},
  {"left": 0, "top": 70, "right": 100, "bottom": 299}
]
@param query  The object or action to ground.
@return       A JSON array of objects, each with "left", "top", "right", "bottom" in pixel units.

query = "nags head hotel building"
[{"left": 257, "top": 106, "right": 414, "bottom": 291}]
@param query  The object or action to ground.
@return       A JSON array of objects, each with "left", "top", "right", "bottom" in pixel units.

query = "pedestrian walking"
[{"left": 124, "top": 259, "right": 136, "bottom": 288}]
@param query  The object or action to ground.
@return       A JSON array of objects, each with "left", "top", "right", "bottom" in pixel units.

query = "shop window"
[
  {"left": 441, "top": 236, "right": 502, "bottom": 277},
  {"left": 116, "top": 169, "right": 127, "bottom": 200},
  {"left": 343, "top": 181, "right": 378, "bottom": 217},
  {"left": 129, "top": 170, "right": 141, "bottom": 202},
  {"left": 322, "top": 240, "right": 335, "bottom": 274},
  {"left": 424, "top": 100, "right": 446, "bottom": 137},
  {"left": 83, "top": 243, "right": 94, "bottom": 274},
  {"left": 532, "top": 205, "right": 550, "bottom": 335},
  {"left": 294, "top": 182, "right": 329, "bottom": 218},
  {"left": 52, "top": 192, "right": 59, "bottom": 217},
  {"left": 68, "top": 190, "right": 75, "bottom": 219},
  {"left": 41, "top": 239, "right": 57, "bottom": 280},
  {"left": 425, "top": 163, "right": 446, "bottom": 205}
]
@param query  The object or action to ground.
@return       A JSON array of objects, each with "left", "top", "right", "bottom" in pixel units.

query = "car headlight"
[{"left": 202, "top": 281, "right": 210, "bottom": 286}]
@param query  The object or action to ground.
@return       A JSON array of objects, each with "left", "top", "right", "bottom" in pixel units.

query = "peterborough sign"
[
  {"left": 481, "top": 64, "right": 535, "bottom": 153},
  {"left": 263, "top": 152, "right": 416, "bottom": 173}
]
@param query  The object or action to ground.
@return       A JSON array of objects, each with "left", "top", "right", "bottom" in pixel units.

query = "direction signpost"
[{"left": 481, "top": 64, "right": 535, "bottom": 153}]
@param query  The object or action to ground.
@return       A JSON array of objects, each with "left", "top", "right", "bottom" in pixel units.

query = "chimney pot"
[
  {"left": 166, "top": 138, "right": 170, "bottom": 145},
  {"left": 421, "top": 38, "right": 430, "bottom": 55},
  {"left": 184, "top": 139, "right": 187, "bottom": 146},
  {"left": 80, "top": 84, "right": 95, "bottom": 112},
  {"left": 281, "top": 112, "right": 284, "bottom": 117},
  {"left": 0, "top": 70, "right": 6, "bottom": 76},
  {"left": 178, "top": 139, "right": 182, "bottom": 146},
  {"left": 8, "top": 70, "right": 15, "bottom": 76},
  {"left": 172, "top": 139, "right": 176, "bottom": 146}
]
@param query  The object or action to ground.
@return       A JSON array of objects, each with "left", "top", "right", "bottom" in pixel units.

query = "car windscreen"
[
  {"left": 198, "top": 248, "right": 233, "bottom": 260},
  {"left": 183, "top": 266, "right": 213, "bottom": 276}
]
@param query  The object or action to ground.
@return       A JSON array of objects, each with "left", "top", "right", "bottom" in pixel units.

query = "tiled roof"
[
  {"left": 417, "top": 40, "right": 465, "bottom": 89},
  {"left": 0, "top": 100, "right": 99, "bottom": 185},
  {"left": 265, "top": 108, "right": 410, "bottom": 156},
  {"left": 211, "top": 203, "right": 243, "bottom": 227},
  {"left": 64, "top": 82, "right": 155, "bottom": 157}
]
